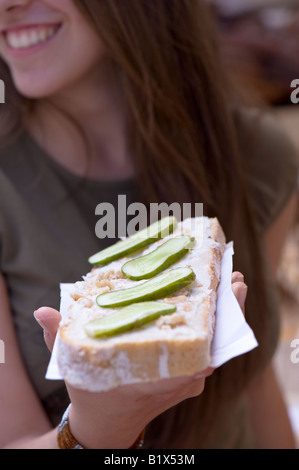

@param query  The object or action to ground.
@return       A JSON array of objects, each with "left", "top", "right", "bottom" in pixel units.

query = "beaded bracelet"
[{"left": 57, "top": 404, "right": 145, "bottom": 449}]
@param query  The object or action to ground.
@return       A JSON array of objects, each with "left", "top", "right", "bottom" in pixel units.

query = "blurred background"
[{"left": 207, "top": 0, "right": 299, "bottom": 447}]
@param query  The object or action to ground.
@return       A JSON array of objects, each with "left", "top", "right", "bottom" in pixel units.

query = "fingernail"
[
  {"left": 232, "top": 273, "right": 244, "bottom": 282},
  {"left": 33, "top": 310, "right": 45, "bottom": 329}
]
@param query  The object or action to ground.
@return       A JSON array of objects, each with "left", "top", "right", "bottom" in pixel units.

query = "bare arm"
[
  {"left": 248, "top": 363, "right": 296, "bottom": 449},
  {"left": 0, "top": 273, "right": 58, "bottom": 448},
  {"left": 248, "top": 189, "right": 298, "bottom": 449}
]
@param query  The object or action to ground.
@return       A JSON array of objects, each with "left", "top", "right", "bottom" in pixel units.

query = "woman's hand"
[
  {"left": 34, "top": 271, "right": 247, "bottom": 448},
  {"left": 34, "top": 306, "right": 213, "bottom": 448},
  {"left": 231, "top": 271, "right": 247, "bottom": 316}
]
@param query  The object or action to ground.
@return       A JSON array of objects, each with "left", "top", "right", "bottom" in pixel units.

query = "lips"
[{"left": 3, "top": 24, "right": 61, "bottom": 50}]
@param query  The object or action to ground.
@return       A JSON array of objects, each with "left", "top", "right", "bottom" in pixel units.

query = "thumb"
[{"left": 34, "top": 307, "right": 61, "bottom": 351}]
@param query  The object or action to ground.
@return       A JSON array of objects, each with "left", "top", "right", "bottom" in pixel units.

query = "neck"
[{"left": 26, "top": 62, "right": 134, "bottom": 181}]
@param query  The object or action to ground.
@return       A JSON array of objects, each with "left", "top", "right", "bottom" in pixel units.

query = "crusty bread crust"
[{"left": 57, "top": 217, "right": 226, "bottom": 391}]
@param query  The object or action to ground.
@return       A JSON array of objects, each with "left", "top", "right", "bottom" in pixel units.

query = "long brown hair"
[{"left": 0, "top": 0, "right": 272, "bottom": 448}]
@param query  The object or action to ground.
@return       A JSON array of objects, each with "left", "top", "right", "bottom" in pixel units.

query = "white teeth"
[
  {"left": 30, "top": 30, "right": 40, "bottom": 44},
  {"left": 6, "top": 26, "right": 57, "bottom": 49}
]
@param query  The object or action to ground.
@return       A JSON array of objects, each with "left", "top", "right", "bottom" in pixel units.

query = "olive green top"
[{"left": 0, "top": 108, "right": 298, "bottom": 448}]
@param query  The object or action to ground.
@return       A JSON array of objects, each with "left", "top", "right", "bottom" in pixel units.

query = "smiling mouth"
[{"left": 4, "top": 24, "right": 61, "bottom": 50}]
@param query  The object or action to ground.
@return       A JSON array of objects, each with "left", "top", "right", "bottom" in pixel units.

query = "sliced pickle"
[
  {"left": 96, "top": 267, "right": 196, "bottom": 308},
  {"left": 84, "top": 301, "right": 177, "bottom": 338},
  {"left": 88, "top": 216, "right": 177, "bottom": 266},
  {"left": 121, "top": 236, "right": 195, "bottom": 280}
]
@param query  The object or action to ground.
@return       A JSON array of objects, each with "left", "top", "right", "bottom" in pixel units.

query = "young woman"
[{"left": 0, "top": 0, "right": 297, "bottom": 449}]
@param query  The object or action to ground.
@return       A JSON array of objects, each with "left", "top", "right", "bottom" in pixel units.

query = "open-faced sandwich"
[{"left": 56, "top": 216, "right": 226, "bottom": 391}]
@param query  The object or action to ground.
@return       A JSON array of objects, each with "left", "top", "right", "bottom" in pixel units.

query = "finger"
[
  {"left": 231, "top": 271, "right": 244, "bottom": 284},
  {"left": 193, "top": 366, "right": 215, "bottom": 379},
  {"left": 184, "top": 377, "right": 206, "bottom": 399},
  {"left": 157, "top": 375, "right": 207, "bottom": 404},
  {"left": 231, "top": 281, "right": 247, "bottom": 316},
  {"left": 34, "top": 307, "right": 61, "bottom": 351}
]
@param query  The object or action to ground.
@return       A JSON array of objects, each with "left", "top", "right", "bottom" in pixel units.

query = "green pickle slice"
[
  {"left": 96, "top": 267, "right": 196, "bottom": 308},
  {"left": 88, "top": 216, "right": 177, "bottom": 266},
  {"left": 84, "top": 301, "right": 177, "bottom": 338},
  {"left": 122, "top": 235, "right": 195, "bottom": 280}
]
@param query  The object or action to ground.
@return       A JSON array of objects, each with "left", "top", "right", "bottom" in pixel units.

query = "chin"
[{"left": 12, "top": 75, "right": 62, "bottom": 99}]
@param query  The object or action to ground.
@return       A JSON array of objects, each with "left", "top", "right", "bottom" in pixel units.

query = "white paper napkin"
[
  {"left": 210, "top": 241, "right": 258, "bottom": 367},
  {"left": 46, "top": 241, "right": 258, "bottom": 380}
]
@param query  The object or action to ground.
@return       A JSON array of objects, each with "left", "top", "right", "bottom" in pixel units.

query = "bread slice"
[{"left": 57, "top": 217, "right": 226, "bottom": 391}]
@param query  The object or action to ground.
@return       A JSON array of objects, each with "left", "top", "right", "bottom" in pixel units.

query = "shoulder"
[{"left": 233, "top": 106, "right": 299, "bottom": 232}]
